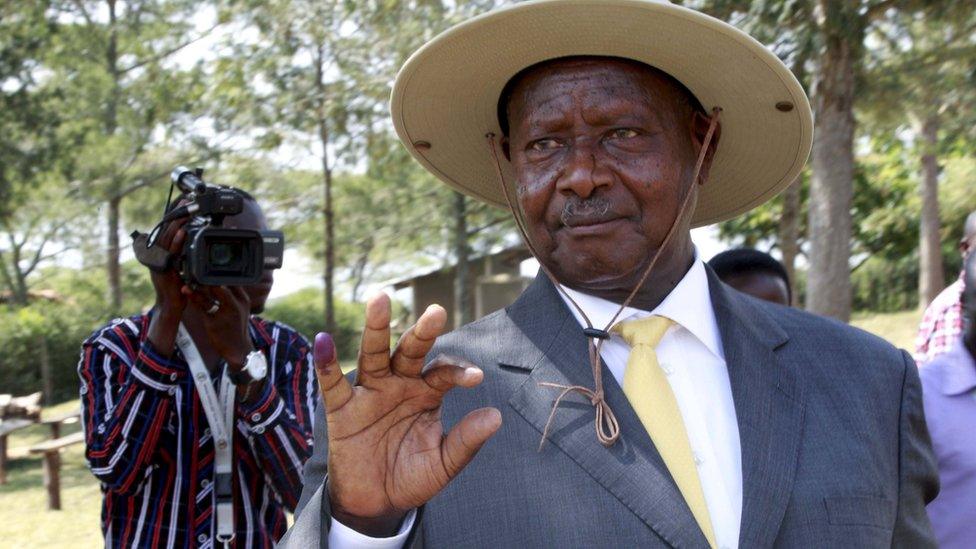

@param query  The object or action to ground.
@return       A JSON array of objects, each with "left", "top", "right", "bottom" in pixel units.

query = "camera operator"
[{"left": 78, "top": 192, "right": 316, "bottom": 548}]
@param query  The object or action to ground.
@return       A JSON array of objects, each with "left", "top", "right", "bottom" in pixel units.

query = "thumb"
[{"left": 441, "top": 407, "right": 502, "bottom": 479}]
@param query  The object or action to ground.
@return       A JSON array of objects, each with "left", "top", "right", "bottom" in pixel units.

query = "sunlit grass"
[
  {"left": 850, "top": 309, "right": 923, "bottom": 352},
  {"left": 0, "top": 400, "right": 102, "bottom": 548}
]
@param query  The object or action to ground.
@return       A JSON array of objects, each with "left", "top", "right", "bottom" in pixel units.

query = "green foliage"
[
  {"left": 262, "top": 288, "right": 365, "bottom": 362},
  {"left": 852, "top": 254, "right": 920, "bottom": 312},
  {"left": 0, "top": 261, "right": 155, "bottom": 401},
  {"left": 0, "top": 1, "right": 60, "bottom": 221},
  {"left": 0, "top": 301, "right": 93, "bottom": 402},
  {"left": 719, "top": 140, "right": 975, "bottom": 312}
]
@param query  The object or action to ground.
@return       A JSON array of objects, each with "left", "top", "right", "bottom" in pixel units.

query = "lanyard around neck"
[{"left": 176, "top": 324, "right": 236, "bottom": 545}]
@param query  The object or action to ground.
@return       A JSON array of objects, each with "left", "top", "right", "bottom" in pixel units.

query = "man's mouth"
[
  {"left": 559, "top": 214, "right": 628, "bottom": 237},
  {"left": 561, "top": 212, "right": 622, "bottom": 228}
]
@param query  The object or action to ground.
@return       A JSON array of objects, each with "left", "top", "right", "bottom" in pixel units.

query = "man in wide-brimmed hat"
[{"left": 285, "top": 1, "right": 938, "bottom": 547}]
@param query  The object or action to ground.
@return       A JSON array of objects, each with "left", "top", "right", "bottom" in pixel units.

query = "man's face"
[
  {"left": 722, "top": 272, "right": 790, "bottom": 307},
  {"left": 223, "top": 201, "right": 274, "bottom": 314},
  {"left": 504, "top": 58, "right": 712, "bottom": 291}
]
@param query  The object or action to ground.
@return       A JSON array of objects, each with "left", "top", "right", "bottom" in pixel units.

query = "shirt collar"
[
  {"left": 937, "top": 340, "right": 976, "bottom": 396},
  {"left": 558, "top": 254, "right": 725, "bottom": 360}
]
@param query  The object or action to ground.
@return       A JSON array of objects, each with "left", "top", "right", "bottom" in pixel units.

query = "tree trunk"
[
  {"left": 38, "top": 334, "right": 52, "bottom": 404},
  {"left": 107, "top": 195, "right": 122, "bottom": 312},
  {"left": 0, "top": 250, "right": 20, "bottom": 304},
  {"left": 453, "top": 192, "right": 472, "bottom": 329},
  {"left": 314, "top": 45, "right": 336, "bottom": 334},
  {"left": 807, "top": 11, "right": 858, "bottom": 322},
  {"left": 349, "top": 237, "right": 374, "bottom": 303},
  {"left": 9, "top": 238, "right": 30, "bottom": 306},
  {"left": 104, "top": 0, "right": 122, "bottom": 313},
  {"left": 917, "top": 114, "right": 944, "bottom": 309},
  {"left": 778, "top": 179, "right": 802, "bottom": 306},
  {"left": 321, "top": 149, "right": 335, "bottom": 335}
]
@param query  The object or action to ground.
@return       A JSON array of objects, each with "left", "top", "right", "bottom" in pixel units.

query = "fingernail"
[{"left": 314, "top": 332, "right": 335, "bottom": 366}]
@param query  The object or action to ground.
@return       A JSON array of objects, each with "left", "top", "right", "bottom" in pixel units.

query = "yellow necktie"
[{"left": 615, "top": 316, "right": 717, "bottom": 548}]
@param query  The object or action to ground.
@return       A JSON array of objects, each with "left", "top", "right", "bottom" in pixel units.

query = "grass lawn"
[
  {"left": 0, "top": 309, "right": 924, "bottom": 547},
  {"left": 0, "top": 400, "right": 102, "bottom": 548},
  {"left": 850, "top": 309, "right": 923, "bottom": 352}
]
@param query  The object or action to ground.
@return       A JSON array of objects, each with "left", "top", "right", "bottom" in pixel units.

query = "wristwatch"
[{"left": 229, "top": 350, "right": 268, "bottom": 385}]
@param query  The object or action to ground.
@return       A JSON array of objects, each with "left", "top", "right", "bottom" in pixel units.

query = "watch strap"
[{"left": 228, "top": 366, "right": 253, "bottom": 385}]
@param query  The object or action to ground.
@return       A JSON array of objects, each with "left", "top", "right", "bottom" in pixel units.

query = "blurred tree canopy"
[{"left": 703, "top": 0, "right": 976, "bottom": 312}]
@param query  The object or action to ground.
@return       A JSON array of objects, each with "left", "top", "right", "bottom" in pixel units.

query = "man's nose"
[{"left": 555, "top": 140, "right": 613, "bottom": 198}]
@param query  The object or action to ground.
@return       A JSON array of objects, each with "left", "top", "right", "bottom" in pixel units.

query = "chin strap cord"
[{"left": 485, "top": 107, "right": 721, "bottom": 449}]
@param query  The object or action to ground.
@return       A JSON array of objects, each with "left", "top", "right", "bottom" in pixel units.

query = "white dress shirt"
[
  {"left": 330, "top": 257, "right": 743, "bottom": 548},
  {"left": 558, "top": 257, "right": 742, "bottom": 549}
]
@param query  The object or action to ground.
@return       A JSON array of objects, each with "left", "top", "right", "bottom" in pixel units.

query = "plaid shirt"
[
  {"left": 78, "top": 313, "right": 316, "bottom": 548},
  {"left": 914, "top": 274, "right": 965, "bottom": 366}
]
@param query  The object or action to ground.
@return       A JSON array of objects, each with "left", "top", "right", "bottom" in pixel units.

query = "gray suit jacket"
[{"left": 283, "top": 270, "right": 938, "bottom": 548}]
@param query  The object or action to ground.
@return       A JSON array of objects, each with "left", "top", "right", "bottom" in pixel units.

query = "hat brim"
[{"left": 391, "top": 0, "right": 813, "bottom": 227}]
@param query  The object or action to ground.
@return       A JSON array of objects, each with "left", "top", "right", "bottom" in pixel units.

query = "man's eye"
[
  {"left": 607, "top": 128, "right": 640, "bottom": 140},
  {"left": 528, "top": 138, "right": 561, "bottom": 151}
]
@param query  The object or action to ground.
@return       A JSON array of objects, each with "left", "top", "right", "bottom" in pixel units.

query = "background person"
[
  {"left": 708, "top": 248, "right": 792, "bottom": 306},
  {"left": 919, "top": 250, "right": 976, "bottom": 548},
  {"left": 915, "top": 210, "right": 976, "bottom": 365},
  {"left": 78, "top": 194, "right": 316, "bottom": 547},
  {"left": 285, "top": 1, "right": 937, "bottom": 547}
]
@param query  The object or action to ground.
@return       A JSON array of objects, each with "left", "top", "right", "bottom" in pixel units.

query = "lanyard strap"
[{"left": 177, "top": 324, "right": 236, "bottom": 545}]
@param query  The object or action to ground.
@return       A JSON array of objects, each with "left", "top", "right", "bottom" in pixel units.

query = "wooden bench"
[
  {"left": 0, "top": 409, "right": 80, "bottom": 485},
  {"left": 0, "top": 418, "right": 35, "bottom": 484},
  {"left": 29, "top": 431, "right": 85, "bottom": 510},
  {"left": 40, "top": 410, "right": 80, "bottom": 439}
]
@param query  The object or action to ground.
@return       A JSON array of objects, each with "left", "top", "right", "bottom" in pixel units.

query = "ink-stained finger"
[{"left": 314, "top": 332, "right": 353, "bottom": 412}]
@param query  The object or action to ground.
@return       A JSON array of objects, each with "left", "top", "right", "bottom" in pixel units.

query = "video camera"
[{"left": 132, "top": 167, "right": 284, "bottom": 286}]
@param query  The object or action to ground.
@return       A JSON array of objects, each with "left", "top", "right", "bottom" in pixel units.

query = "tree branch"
[
  {"left": 22, "top": 220, "right": 70, "bottom": 278},
  {"left": 0, "top": 249, "right": 18, "bottom": 297},
  {"left": 70, "top": 0, "right": 96, "bottom": 28},
  {"left": 467, "top": 215, "right": 511, "bottom": 237},
  {"left": 119, "top": 22, "right": 221, "bottom": 74},
  {"left": 865, "top": 0, "right": 903, "bottom": 22}
]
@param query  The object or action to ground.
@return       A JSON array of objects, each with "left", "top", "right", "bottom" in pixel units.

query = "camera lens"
[
  {"left": 209, "top": 242, "right": 240, "bottom": 267},
  {"left": 190, "top": 228, "right": 262, "bottom": 285}
]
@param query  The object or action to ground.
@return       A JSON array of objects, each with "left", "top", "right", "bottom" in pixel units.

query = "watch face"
[{"left": 246, "top": 352, "right": 268, "bottom": 380}]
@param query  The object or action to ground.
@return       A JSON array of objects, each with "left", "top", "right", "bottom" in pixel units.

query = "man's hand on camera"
[
  {"left": 145, "top": 218, "right": 189, "bottom": 359},
  {"left": 183, "top": 285, "right": 255, "bottom": 371},
  {"left": 150, "top": 218, "right": 189, "bottom": 315}
]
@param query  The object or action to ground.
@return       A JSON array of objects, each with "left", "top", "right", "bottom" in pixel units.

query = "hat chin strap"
[{"left": 485, "top": 107, "right": 721, "bottom": 449}]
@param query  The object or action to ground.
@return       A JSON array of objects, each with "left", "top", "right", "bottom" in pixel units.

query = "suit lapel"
[
  {"left": 707, "top": 270, "right": 806, "bottom": 548},
  {"left": 504, "top": 275, "right": 709, "bottom": 548}
]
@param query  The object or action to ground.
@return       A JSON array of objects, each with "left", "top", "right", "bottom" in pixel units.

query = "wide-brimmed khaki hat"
[{"left": 391, "top": 0, "right": 813, "bottom": 227}]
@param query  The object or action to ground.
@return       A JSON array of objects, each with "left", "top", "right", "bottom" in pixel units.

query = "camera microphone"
[{"left": 171, "top": 166, "right": 207, "bottom": 194}]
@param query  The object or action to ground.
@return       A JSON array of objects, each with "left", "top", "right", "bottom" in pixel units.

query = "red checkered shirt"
[{"left": 914, "top": 273, "right": 965, "bottom": 366}]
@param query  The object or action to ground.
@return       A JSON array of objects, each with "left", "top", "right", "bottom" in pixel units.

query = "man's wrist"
[
  {"left": 331, "top": 507, "right": 407, "bottom": 538},
  {"left": 154, "top": 299, "right": 184, "bottom": 322},
  {"left": 236, "top": 378, "right": 267, "bottom": 404},
  {"left": 146, "top": 305, "right": 183, "bottom": 360},
  {"left": 224, "top": 341, "right": 255, "bottom": 372}
]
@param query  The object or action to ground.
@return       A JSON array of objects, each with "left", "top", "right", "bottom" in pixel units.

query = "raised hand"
[
  {"left": 149, "top": 217, "right": 189, "bottom": 315},
  {"left": 144, "top": 217, "right": 189, "bottom": 358},
  {"left": 313, "top": 293, "right": 502, "bottom": 537},
  {"left": 182, "top": 285, "right": 254, "bottom": 369}
]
